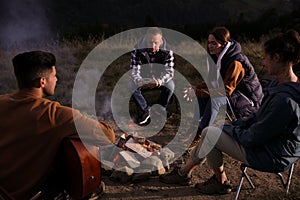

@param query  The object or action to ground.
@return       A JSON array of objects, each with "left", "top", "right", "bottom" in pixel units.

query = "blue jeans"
[
  {"left": 195, "top": 96, "right": 227, "bottom": 133},
  {"left": 128, "top": 80, "right": 175, "bottom": 112}
]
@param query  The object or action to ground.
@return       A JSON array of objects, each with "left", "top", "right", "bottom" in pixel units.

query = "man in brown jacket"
[{"left": 0, "top": 51, "right": 115, "bottom": 199}]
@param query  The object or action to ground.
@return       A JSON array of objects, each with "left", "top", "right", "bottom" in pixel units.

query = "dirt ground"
[
  {"left": 100, "top": 160, "right": 300, "bottom": 200},
  {"left": 99, "top": 113, "right": 300, "bottom": 200}
]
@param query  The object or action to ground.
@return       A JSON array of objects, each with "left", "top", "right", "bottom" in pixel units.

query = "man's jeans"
[{"left": 128, "top": 80, "right": 175, "bottom": 112}]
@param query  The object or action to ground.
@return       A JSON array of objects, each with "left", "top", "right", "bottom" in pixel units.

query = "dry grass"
[
  {"left": 0, "top": 36, "right": 267, "bottom": 114},
  {"left": 0, "top": 36, "right": 266, "bottom": 105}
]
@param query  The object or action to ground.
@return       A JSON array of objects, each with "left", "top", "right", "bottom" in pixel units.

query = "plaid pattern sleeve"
[
  {"left": 157, "top": 50, "right": 174, "bottom": 86},
  {"left": 130, "top": 49, "right": 143, "bottom": 85}
]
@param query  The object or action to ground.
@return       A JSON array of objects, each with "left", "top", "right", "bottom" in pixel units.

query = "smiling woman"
[{"left": 183, "top": 26, "right": 263, "bottom": 137}]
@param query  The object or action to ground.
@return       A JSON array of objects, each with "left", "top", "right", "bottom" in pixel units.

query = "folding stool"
[{"left": 234, "top": 162, "right": 296, "bottom": 200}]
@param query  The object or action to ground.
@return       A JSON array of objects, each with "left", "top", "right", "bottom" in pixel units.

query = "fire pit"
[{"left": 101, "top": 132, "right": 174, "bottom": 183}]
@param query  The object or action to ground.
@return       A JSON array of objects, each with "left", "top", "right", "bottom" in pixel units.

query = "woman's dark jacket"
[
  {"left": 220, "top": 40, "right": 263, "bottom": 118},
  {"left": 223, "top": 79, "right": 300, "bottom": 172}
]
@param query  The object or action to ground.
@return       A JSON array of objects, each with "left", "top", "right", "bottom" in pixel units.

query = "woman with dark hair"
[
  {"left": 161, "top": 30, "right": 300, "bottom": 195},
  {"left": 184, "top": 26, "right": 263, "bottom": 136}
]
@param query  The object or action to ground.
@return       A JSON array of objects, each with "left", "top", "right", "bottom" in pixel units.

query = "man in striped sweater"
[{"left": 128, "top": 27, "right": 175, "bottom": 125}]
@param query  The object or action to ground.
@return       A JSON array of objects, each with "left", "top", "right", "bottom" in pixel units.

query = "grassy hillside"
[{"left": 0, "top": 36, "right": 266, "bottom": 107}]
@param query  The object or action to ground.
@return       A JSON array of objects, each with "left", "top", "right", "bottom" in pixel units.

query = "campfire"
[{"left": 101, "top": 132, "right": 174, "bottom": 183}]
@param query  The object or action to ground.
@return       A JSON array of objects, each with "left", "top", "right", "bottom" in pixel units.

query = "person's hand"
[
  {"left": 136, "top": 79, "right": 145, "bottom": 88},
  {"left": 183, "top": 86, "right": 195, "bottom": 102},
  {"left": 147, "top": 76, "right": 159, "bottom": 89},
  {"left": 141, "top": 76, "right": 159, "bottom": 89}
]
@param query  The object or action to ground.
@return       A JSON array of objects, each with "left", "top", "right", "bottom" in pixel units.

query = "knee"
[
  {"left": 201, "top": 126, "right": 223, "bottom": 143},
  {"left": 210, "top": 97, "right": 227, "bottom": 108},
  {"left": 165, "top": 80, "right": 175, "bottom": 92},
  {"left": 201, "top": 127, "right": 209, "bottom": 138},
  {"left": 128, "top": 81, "right": 138, "bottom": 92}
]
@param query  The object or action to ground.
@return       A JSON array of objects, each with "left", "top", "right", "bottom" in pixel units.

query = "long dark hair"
[
  {"left": 208, "top": 26, "right": 231, "bottom": 62},
  {"left": 264, "top": 30, "right": 300, "bottom": 65},
  {"left": 209, "top": 26, "right": 230, "bottom": 46}
]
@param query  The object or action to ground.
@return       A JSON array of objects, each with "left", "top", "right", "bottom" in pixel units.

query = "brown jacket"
[
  {"left": 195, "top": 61, "right": 245, "bottom": 98},
  {"left": 0, "top": 91, "right": 115, "bottom": 199}
]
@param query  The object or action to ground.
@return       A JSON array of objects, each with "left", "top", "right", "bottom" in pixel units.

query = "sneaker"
[
  {"left": 138, "top": 109, "right": 150, "bottom": 125},
  {"left": 195, "top": 175, "right": 232, "bottom": 194},
  {"left": 159, "top": 167, "right": 191, "bottom": 186}
]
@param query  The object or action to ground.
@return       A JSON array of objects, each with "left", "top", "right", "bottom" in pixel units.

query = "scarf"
[{"left": 207, "top": 41, "right": 231, "bottom": 88}]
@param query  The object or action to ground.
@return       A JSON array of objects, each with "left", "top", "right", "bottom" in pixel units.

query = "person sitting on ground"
[
  {"left": 184, "top": 26, "right": 263, "bottom": 136},
  {"left": 128, "top": 27, "right": 175, "bottom": 125},
  {"left": 0, "top": 51, "right": 115, "bottom": 199},
  {"left": 160, "top": 29, "right": 300, "bottom": 195}
]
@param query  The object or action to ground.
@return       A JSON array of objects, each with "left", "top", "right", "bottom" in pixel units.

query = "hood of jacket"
[
  {"left": 267, "top": 81, "right": 300, "bottom": 105},
  {"left": 221, "top": 39, "right": 242, "bottom": 66},
  {"left": 264, "top": 72, "right": 300, "bottom": 104}
]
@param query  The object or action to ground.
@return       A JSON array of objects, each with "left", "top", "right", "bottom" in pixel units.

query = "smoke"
[
  {"left": 97, "top": 94, "right": 113, "bottom": 120},
  {"left": 0, "top": 0, "right": 55, "bottom": 50}
]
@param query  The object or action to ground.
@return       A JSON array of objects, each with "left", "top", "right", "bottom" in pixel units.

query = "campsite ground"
[
  {"left": 98, "top": 113, "right": 300, "bottom": 200},
  {"left": 1, "top": 38, "right": 299, "bottom": 200}
]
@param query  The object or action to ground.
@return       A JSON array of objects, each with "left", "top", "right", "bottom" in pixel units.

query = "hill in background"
[{"left": 0, "top": 0, "right": 299, "bottom": 48}]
